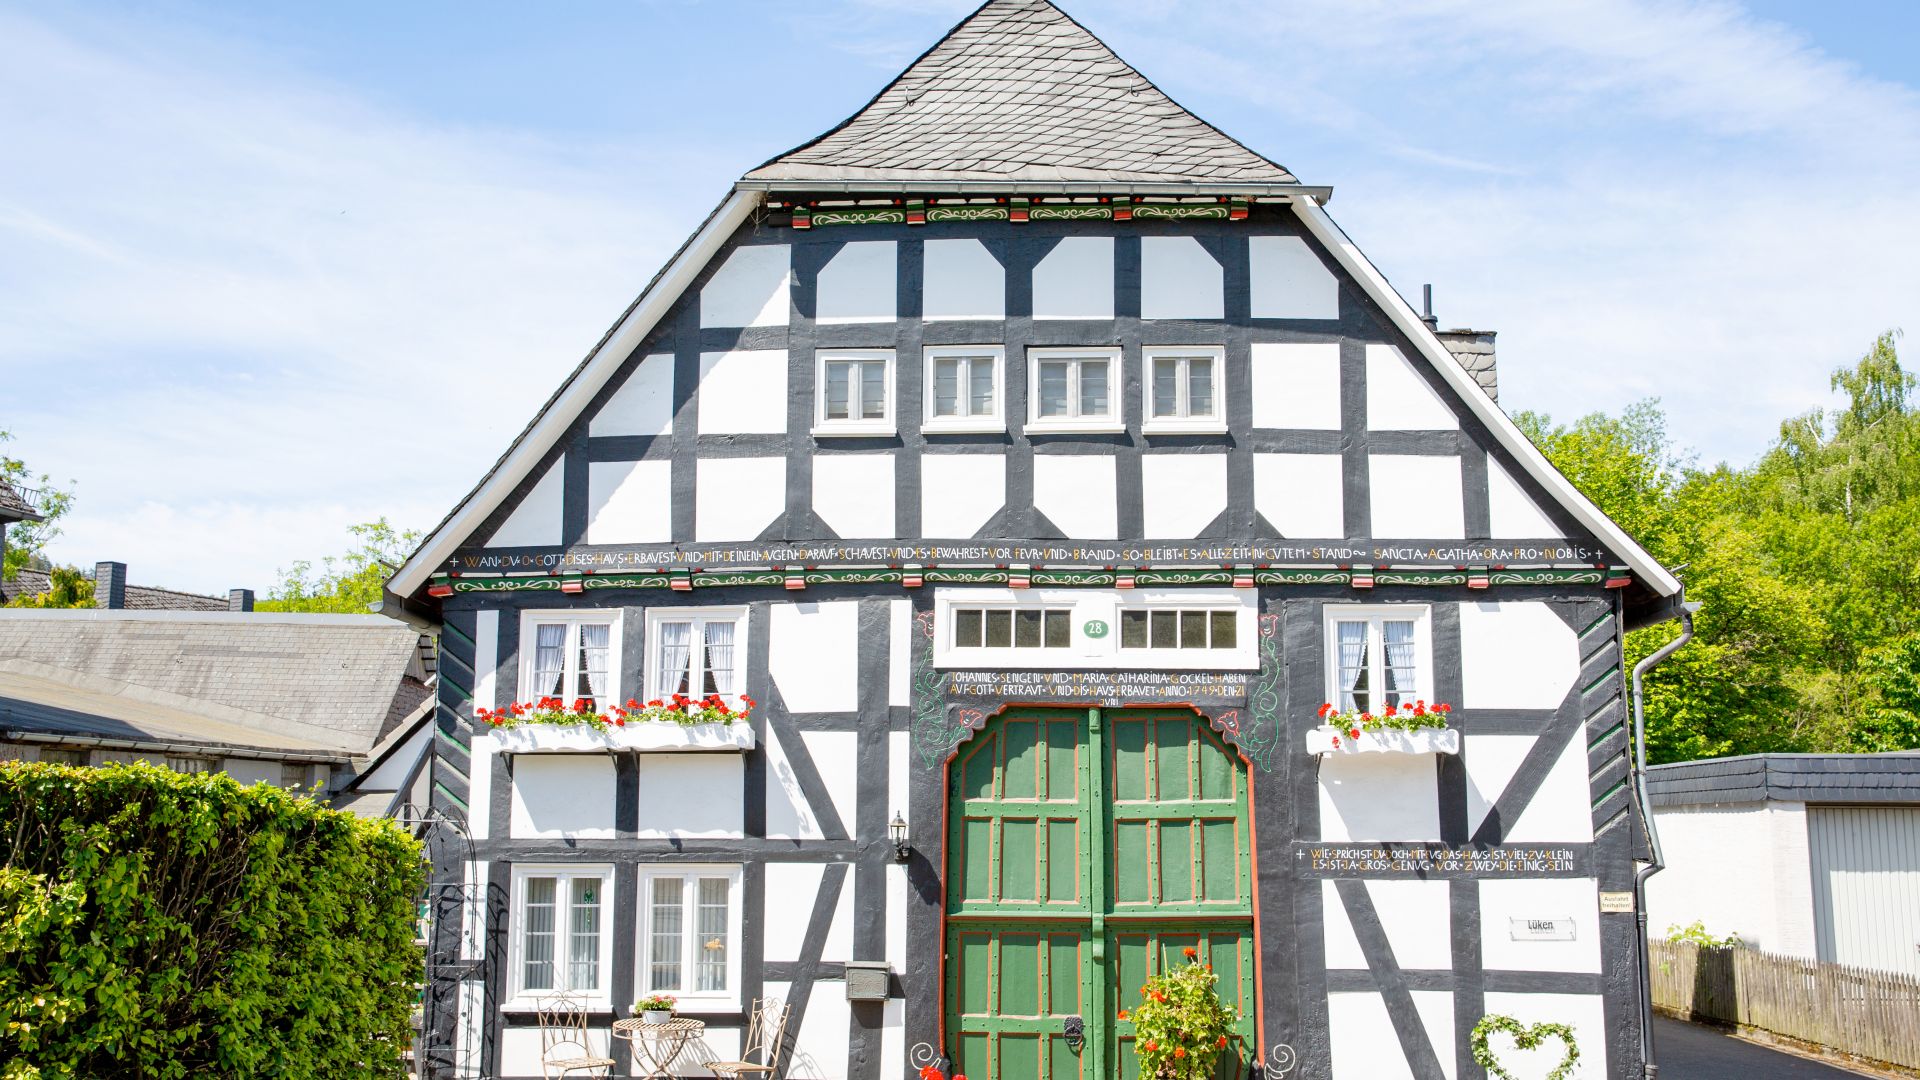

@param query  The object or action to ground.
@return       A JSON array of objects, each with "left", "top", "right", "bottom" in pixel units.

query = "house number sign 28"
[{"left": 1083, "top": 620, "right": 1109, "bottom": 638}]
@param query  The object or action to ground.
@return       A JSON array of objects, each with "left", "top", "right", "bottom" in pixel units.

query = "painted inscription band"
[{"left": 1295, "top": 843, "right": 1594, "bottom": 879}]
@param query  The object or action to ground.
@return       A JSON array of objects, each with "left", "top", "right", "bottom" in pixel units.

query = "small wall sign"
[
  {"left": 1509, "top": 917, "right": 1577, "bottom": 942},
  {"left": 1598, "top": 891, "right": 1635, "bottom": 913},
  {"left": 1083, "top": 620, "right": 1109, "bottom": 639}
]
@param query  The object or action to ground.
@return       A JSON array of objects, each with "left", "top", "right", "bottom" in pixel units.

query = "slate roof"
[
  {"left": 1437, "top": 329, "right": 1499, "bottom": 402},
  {"left": 1646, "top": 752, "right": 1920, "bottom": 807},
  {"left": 0, "top": 567, "right": 228, "bottom": 611},
  {"left": 0, "top": 479, "right": 39, "bottom": 522},
  {"left": 0, "top": 610, "right": 431, "bottom": 756},
  {"left": 744, "top": 0, "right": 1300, "bottom": 187}
]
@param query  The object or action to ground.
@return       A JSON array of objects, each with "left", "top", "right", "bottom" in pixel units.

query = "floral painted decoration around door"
[{"left": 1123, "top": 951, "right": 1241, "bottom": 1080}]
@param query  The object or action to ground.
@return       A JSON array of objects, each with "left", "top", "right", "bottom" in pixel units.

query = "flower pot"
[
  {"left": 486, "top": 721, "right": 755, "bottom": 754},
  {"left": 642, "top": 1009, "right": 671, "bottom": 1024},
  {"left": 1305, "top": 725, "right": 1460, "bottom": 756}
]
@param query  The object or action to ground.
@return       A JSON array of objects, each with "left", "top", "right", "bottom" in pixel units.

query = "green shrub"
[{"left": 0, "top": 762, "right": 424, "bottom": 1079}]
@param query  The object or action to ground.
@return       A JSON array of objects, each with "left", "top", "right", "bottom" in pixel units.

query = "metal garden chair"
[
  {"left": 700, "top": 997, "right": 789, "bottom": 1080},
  {"left": 537, "top": 994, "right": 616, "bottom": 1079}
]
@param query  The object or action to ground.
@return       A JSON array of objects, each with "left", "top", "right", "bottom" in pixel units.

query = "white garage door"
[{"left": 1809, "top": 806, "right": 1920, "bottom": 978}]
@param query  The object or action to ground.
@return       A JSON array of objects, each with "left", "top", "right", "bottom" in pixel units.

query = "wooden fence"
[{"left": 1649, "top": 939, "right": 1920, "bottom": 1071}]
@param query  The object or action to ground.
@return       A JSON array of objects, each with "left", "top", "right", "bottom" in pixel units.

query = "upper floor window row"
[{"left": 808, "top": 345, "right": 1228, "bottom": 437}]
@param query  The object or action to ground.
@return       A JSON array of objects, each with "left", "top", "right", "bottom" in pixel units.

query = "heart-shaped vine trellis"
[{"left": 1470, "top": 1014, "right": 1581, "bottom": 1080}]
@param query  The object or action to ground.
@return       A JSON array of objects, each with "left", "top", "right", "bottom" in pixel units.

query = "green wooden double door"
[{"left": 946, "top": 708, "right": 1256, "bottom": 1080}]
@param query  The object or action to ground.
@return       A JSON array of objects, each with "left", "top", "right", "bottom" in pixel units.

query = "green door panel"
[{"left": 947, "top": 709, "right": 1253, "bottom": 1080}]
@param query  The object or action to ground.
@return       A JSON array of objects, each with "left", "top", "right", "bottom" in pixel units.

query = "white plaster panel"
[
  {"left": 474, "top": 609, "right": 499, "bottom": 712},
  {"left": 921, "top": 453, "right": 1005, "bottom": 538},
  {"left": 676, "top": 1029, "right": 740, "bottom": 1079},
  {"left": 1321, "top": 881, "right": 1366, "bottom": 969},
  {"left": 485, "top": 459, "right": 562, "bottom": 548},
  {"left": 1141, "top": 453, "right": 1227, "bottom": 538},
  {"left": 1371, "top": 879, "right": 1454, "bottom": 970},
  {"left": 1464, "top": 734, "right": 1534, "bottom": 838},
  {"left": 804, "top": 730, "right": 859, "bottom": 845},
  {"left": 886, "top": 861, "right": 909, "bottom": 973},
  {"left": 694, "top": 456, "right": 785, "bottom": 542},
  {"left": 1140, "top": 235, "right": 1224, "bottom": 320},
  {"left": 1249, "top": 234, "right": 1339, "bottom": 320},
  {"left": 1488, "top": 460, "right": 1564, "bottom": 539},
  {"left": 1479, "top": 878, "right": 1603, "bottom": 973},
  {"left": 817, "top": 240, "right": 897, "bottom": 324},
  {"left": 889, "top": 600, "right": 911, "bottom": 707},
  {"left": 1366, "top": 344, "right": 1458, "bottom": 430},
  {"left": 1318, "top": 753, "right": 1441, "bottom": 841},
  {"left": 701, "top": 243, "right": 791, "bottom": 329},
  {"left": 1254, "top": 453, "right": 1345, "bottom": 538},
  {"left": 1033, "top": 453, "right": 1117, "bottom": 539},
  {"left": 812, "top": 453, "right": 895, "bottom": 539},
  {"left": 1032, "top": 236, "right": 1114, "bottom": 320},
  {"left": 457, "top": 977, "right": 485, "bottom": 1078},
  {"left": 821, "top": 854, "right": 856, "bottom": 963},
  {"left": 1369, "top": 455, "right": 1465, "bottom": 539},
  {"left": 1459, "top": 602, "right": 1579, "bottom": 710},
  {"left": 1250, "top": 342, "right": 1342, "bottom": 430},
  {"left": 586, "top": 459, "right": 672, "bottom": 545},
  {"left": 698, "top": 349, "right": 788, "bottom": 434},
  {"left": 1645, "top": 801, "right": 1817, "bottom": 957},
  {"left": 764, "top": 724, "right": 823, "bottom": 840},
  {"left": 923, "top": 238, "right": 1004, "bottom": 321},
  {"left": 1506, "top": 733, "right": 1595, "bottom": 843},
  {"left": 790, "top": 989, "right": 852, "bottom": 1080},
  {"left": 509, "top": 755, "right": 615, "bottom": 839},
  {"left": 500, "top": 1026, "right": 615, "bottom": 1078},
  {"left": 770, "top": 600, "right": 860, "bottom": 712},
  {"left": 881, "top": 998, "right": 906, "bottom": 1080},
  {"left": 589, "top": 352, "right": 675, "bottom": 437},
  {"left": 763, "top": 863, "right": 826, "bottom": 961},
  {"left": 635, "top": 755, "right": 745, "bottom": 837},
  {"left": 889, "top": 730, "right": 910, "bottom": 841},
  {"left": 1326, "top": 992, "right": 1455, "bottom": 1080},
  {"left": 1479, "top": 992, "right": 1607, "bottom": 1080},
  {"left": 468, "top": 735, "right": 495, "bottom": 841}
]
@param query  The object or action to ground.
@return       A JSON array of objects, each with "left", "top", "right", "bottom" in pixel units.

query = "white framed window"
[
  {"left": 640, "top": 865, "right": 743, "bottom": 1008},
  {"left": 645, "top": 608, "right": 748, "bottom": 708},
  {"left": 510, "top": 864, "right": 615, "bottom": 1005},
  {"left": 520, "top": 612, "right": 621, "bottom": 711},
  {"left": 1143, "top": 346, "right": 1227, "bottom": 434},
  {"left": 813, "top": 349, "right": 895, "bottom": 435},
  {"left": 1323, "top": 606, "right": 1433, "bottom": 714},
  {"left": 933, "top": 588, "right": 1257, "bottom": 670},
  {"left": 923, "top": 345, "right": 1005, "bottom": 432},
  {"left": 1026, "top": 347, "right": 1122, "bottom": 433}
]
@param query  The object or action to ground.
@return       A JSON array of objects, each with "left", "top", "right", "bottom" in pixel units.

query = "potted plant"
[
  {"left": 633, "top": 994, "right": 677, "bottom": 1024},
  {"left": 1305, "top": 700, "right": 1459, "bottom": 756},
  {"left": 1122, "top": 950, "right": 1238, "bottom": 1080},
  {"left": 478, "top": 694, "right": 758, "bottom": 752}
]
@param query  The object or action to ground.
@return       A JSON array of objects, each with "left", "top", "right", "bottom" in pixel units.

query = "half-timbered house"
[{"left": 388, "top": 3, "right": 1686, "bottom": 1077}]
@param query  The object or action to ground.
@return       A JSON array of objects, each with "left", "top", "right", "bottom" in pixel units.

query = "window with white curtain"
[
  {"left": 1324, "top": 606, "right": 1432, "bottom": 714},
  {"left": 519, "top": 613, "right": 619, "bottom": 710},
  {"left": 640, "top": 866, "right": 742, "bottom": 1003},
  {"left": 646, "top": 609, "right": 747, "bottom": 707},
  {"left": 512, "top": 865, "right": 613, "bottom": 1002}
]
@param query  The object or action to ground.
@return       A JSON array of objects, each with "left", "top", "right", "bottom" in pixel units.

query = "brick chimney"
[
  {"left": 95, "top": 561, "right": 127, "bottom": 610},
  {"left": 228, "top": 589, "right": 255, "bottom": 612}
]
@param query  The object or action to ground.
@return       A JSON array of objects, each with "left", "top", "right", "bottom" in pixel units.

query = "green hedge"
[{"left": 0, "top": 762, "right": 424, "bottom": 1079}]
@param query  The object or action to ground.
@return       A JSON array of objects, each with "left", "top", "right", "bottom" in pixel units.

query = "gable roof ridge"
[{"left": 744, "top": 0, "right": 1300, "bottom": 187}]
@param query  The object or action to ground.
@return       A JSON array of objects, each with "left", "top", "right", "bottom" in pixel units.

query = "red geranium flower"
[
  {"left": 1349, "top": 728, "right": 1361, "bottom": 740},
  {"left": 1317, "top": 702, "right": 1334, "bottom": 718},
  {"left": 1174, "top": 1048, "right": 1187, "bottom": 1060},
  {"left": 1217, "top": 1035, "right": 1228, "bottom": 1048},
  {"left": 1183, "top": 946, "right": 1198, "bottom": 959}
]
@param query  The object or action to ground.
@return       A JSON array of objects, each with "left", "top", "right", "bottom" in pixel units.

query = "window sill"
[
  {"left": 1024, "top": 419, "right": 1125, "bottom": 435},
  {"left": 811, "top": 424, "right": 897, "bottom": 438},
  {"left": 1305, "top": 726, "right": 1460, "bottom": 756},
  {"left": 922, "top": 418, "right": 1007, "bottom": 435},
  {"left": 1143, "top": 419, "right": 1228, "bottom": 436}
]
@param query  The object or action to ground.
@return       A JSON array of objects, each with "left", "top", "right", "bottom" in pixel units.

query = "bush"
[{"left": 0, "top": 762, "right": 424, "bottom": 1079}]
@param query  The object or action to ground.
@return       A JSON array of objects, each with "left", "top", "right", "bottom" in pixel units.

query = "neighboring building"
[
  {"left": 385, "top": 3, "right": 1686, "bottom": 1078},
  {"left": 0, "top": 608, "right": 437, "bottom": 815},
  {"left": 0, "top": 559, "right": 242, "bottom": 611},
  {"left": 1644, "top": 752, "right": 1920, "bottom": 979}
]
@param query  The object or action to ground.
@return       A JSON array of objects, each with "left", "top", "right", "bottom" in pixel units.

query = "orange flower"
[
  {"left": 1143, "top": 1042, "right": 1158, "bottom": 1054},
  {"left": 1183, "top": 946, "right": 1198, "bottom": 959},
  {"left": 1217, "top": 1035, "right": 1228, "bottom": 1048},
  {"left": 1174, "top": 1048, "right": 1187, "bottom": 1060},
  {"left": 1117, "top": 1009, "right": 1129, "bottom": 1021}
]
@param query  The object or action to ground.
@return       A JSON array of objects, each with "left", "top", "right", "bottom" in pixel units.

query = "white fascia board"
[
  {"left": 1291, "top": 199, "right": 1679, "bottom": 598},
  {"left": 390, "top": 190, "right": 762, "bottom": 597}
]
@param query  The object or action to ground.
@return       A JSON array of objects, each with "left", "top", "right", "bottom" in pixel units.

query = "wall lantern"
[{"left": 890, "top": 812, "right": 910, "bottom": 862}]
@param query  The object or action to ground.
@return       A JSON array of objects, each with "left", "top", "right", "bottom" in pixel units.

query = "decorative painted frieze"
[{"left": 777, "top": 197, "right": 1252, "bottom": 229}]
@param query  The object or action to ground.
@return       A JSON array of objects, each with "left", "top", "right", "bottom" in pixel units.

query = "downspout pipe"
[{"left": 1631, "top": 594, "right": 1699, "bottom": 1079}]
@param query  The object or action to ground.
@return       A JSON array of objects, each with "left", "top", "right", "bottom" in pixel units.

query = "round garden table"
[{"left": 613, "top": 1017, "right": 706, "bottom": 1080}]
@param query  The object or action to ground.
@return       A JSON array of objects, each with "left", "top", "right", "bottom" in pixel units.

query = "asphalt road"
[{"left": 1652, "top": 1017, "right": 1874, "bottom": 1079}]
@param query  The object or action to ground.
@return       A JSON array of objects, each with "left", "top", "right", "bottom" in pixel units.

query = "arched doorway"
[{"left": 944, "top": 707, "right": 1257, "bottom": 1080}]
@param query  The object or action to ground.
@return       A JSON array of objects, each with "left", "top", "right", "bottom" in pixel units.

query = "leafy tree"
[
  {"left": 0, "top": 431, "right": 75, "bottom": 583},
  {"left": 256, "top": 518, "right": 420, "bottom": 614},
  {"left": 3, "top": 566, "right": 93, "bottom": 609}
]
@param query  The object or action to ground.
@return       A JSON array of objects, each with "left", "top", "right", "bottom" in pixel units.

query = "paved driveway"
[{"left": 1653, "top": 1017, "right": 1875, "bottom": 1079}]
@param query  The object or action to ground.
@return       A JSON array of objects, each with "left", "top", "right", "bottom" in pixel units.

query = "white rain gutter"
[{"left": 389, "top": 190, "right": 762, "bottom": 598}]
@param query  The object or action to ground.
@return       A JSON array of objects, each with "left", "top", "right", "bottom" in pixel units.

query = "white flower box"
[
  {"left": 1305, "top": 725, "right": 1460, "bottom": 757},
  {"left": 489, "top": 722, "right": 755, "bottom": 754}
]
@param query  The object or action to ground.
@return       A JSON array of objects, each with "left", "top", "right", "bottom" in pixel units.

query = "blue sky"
[{"left": 3, "top": 0, "right": 1917, "bottom": 593}]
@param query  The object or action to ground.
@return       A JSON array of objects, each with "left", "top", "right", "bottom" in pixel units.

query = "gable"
[{"left": 418, "top": 202, "right": 1654, "bottom": 597}]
